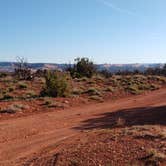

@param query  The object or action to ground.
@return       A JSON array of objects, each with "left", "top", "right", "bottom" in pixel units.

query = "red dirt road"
[{"left": 0, "top": 89, "right": 166, "bottom": 166}]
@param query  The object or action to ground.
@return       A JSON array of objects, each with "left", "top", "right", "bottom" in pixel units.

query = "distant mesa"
[{"left": 0, "top": 62, "right": 164, "bottom": 73}]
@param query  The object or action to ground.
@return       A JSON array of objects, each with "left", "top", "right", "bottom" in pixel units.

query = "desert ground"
[
  {"left": 0, "top": 87, "right": 165, "bottom": 166},
  {"left": 0, "top": 74, "right": 166, "bottom": 166}
]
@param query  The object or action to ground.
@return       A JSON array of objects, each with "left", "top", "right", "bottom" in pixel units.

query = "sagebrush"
[{"left": 41, "top": 71, "right": 71, "bottom": 97}]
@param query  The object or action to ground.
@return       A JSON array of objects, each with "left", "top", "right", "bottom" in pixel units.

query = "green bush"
[
  {"left": 43, "top": 98, "right": 53, "bottom": 105},
  {"left": 2, "top": 94, "right": 14, "bottom": 100},
  {"left": 126, "top": 84, "right": 141, "bottom": 95},
  {"left": 41, "top": 71, "right": 71, "bottom": 97},
  {"left": 0, "top": 104, "right": 27, "bottom": 114},
  {"left": 89, "top": 95, "right": 104, "bottom": 102},
  {"left": 155, "top": 76, "right": 166, "bottom": 84},
  {"left": 26, "top": 90, "right": 37, "bottom": 98},
  {"left": 18, "top": 82, "right": 28, "bottom": 89},
  {"left": 105, "top": 86, "right": 115, "bottom": 93},
  {"left": 149, "top": 84, "right": 160, "bottom": 90},
  {"left": 72, "top": 88, "right": 83, "bottom": 95},
  {"left": 85, "top": 87, "right": 101, "bottom": 96},
  {"left": 98, "top": 69, "right": 112, "bottom": 78},
  {"left": 8, "top": 87, "right": 14, "bottom": 92},
  {"left": 77, "top": 77, "right": 88, "bottom": 82},
  {"left": 2, "top": 90, "right": 7, "bottom": 94},
  {"left": 66, "top": 57, "right": 96, "bottom": 78},
  {"left": 0, "top": 72, "right": 7, "bottom": 78}
]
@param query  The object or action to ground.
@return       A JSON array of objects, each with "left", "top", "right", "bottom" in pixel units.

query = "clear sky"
[{"left": 0, "top": 0, "right": 166, "bottom": 63}]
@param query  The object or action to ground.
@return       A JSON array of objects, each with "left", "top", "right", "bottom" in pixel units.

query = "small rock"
[{"left": 64, "top": 100, "right": 69, "bottom": 104}]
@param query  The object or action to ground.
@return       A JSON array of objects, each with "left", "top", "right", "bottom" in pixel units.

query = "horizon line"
[{"left": 0, "top": 61, "right": 165, "bottom": 65}]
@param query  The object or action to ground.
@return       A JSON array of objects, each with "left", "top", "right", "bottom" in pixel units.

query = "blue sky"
[{"left": 0, "top": 0, "right": 166, "bottom": 63}]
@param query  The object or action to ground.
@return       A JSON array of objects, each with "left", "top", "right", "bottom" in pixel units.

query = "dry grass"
[{"left": 0, "top": 103, "right": 29, "bottom": 114}]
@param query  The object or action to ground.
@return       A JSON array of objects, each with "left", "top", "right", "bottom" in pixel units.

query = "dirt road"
[{"left": 0, "top": 89, "right": 166, "bottom": 166}]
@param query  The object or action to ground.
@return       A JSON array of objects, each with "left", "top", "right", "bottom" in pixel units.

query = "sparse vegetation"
[
  {"left": 41, "top": 71, "right": 71, "bottom": 97},
  {"left": 98, "top": 69, "right": 112, "bottom": 78},
  {"left": 1, "top": 1, "right": 166, "bottom": 164},
  {"left": 0, "top": 107, "right": 16, "bottom": 114},
  {"left": 43, "top": 98, "right": 66, "bottom": 109},
  {"left": 8, "top": 87, "right": 14, "bottom": 92},
  {"left": 72, "top": 88, "right": 83, "bottom": 95},
  {"left": 85, "top": 87, "right": 101, "bottom": 96},
  {"left": 26, "top": 90, "right": 37, "bottom": 98},
  {"left": 14, "top": 56, "right": 33, "bottom": 80},
  {"left": 143, "top": 149, "right": 166, "bottom": 165},
  {"left": 0, "top": 66, "right": 165, "bottom": 166},
  {"left": 105, "top": 86, "right": 115, "bottom": 93},
  {"left": 2, "top": 94, "right": 14, "bottom": 100},
  {"left": 0, "top": 71, "right": 165, "bottom": 103},
  {"left": 43, "top": 98, "right": 53, "bottom": 106},
  {"left": 0, "top": 104, "right": 28, "bottom": 114},
  {"left": 18, "top": 82, "right": 28, "bottom": 89},
  {"left": 89, "top": 95, "right": 104, "bottom": 102},
  {"left": 0, "top": 72, "right": 8, "bottom": 78}
]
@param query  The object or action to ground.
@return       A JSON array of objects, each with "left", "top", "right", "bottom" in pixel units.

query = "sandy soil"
[{"left": 0, "top": 88, "right": 166, "bottom": 166}]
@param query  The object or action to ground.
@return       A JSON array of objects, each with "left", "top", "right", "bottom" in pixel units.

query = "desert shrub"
[
  {"left": 18, "top": 82, "right": 28, "bottom": 89},
  {"left": 147, "top": 75, "right": 153, "bottom": 80},
  {"left": 2, "top": 76, "right": 13, "bottom": 82},
  {"left": 85, "top": 87, "right": 101, "bottom": 96},
  {"left": 144, "top": 65, "right": 166, "bottom": 76},
  {"left": 0, "top": 104, "right": 27, "bottom": 114},
  {"left": 14, "top": 56, "right": 34, "bottom": 80},
  {"left": 13, "top": 80, "right": 18, "bottom": 83},
  {"left": 66, "top": 57, "right": 96, "bottom": 78},
  {"left": 72, "top": 88, "right": 83, "bottom": 95},
  {"left": 0, "top": 108, "right": 16, "bottom": 114},
  {"left": 105, "top": 86, "right": 115, "bottom": 93},
  {"left": 138, "top": 83, "right": 159, "bottom": 91},
  {"left": 149, "top": 84, "right": 160, "bottom": 90},
  {"left": 0, "top": 72, "right": 7, "bottom": 78},
  {"left": 109, "top": 77, "right": 119, "bottom": 86},
  {"left": 26, "top": 90, "right": 37, "bottom": 98},
  {"left": 13, "top": 104, "right": 29, "bottom": 110},
  {"left": 154, "top": 76, "right": 166, "bottom": 83},
  {"left": 87, "top": 79, "right": 96, "bottom": 85},
  {"left": 35, "top": 69, "right": 47, "bottom": 77},
  {"left": 2, "top": 94, "right": 14, "bottom": 100},
  {"left": 145, "top": 149, "right": 166, "bottom": 165},
  {"left": 77, "top": 77, "right": 88, "bottom": 82},
  {"left": 124, "top": 76, "right": 161, "bottom": 94},
  {"left": 8, "top": 87, "right": 14, "bottom": 92},
  {"left": 137, "top": 83, "right": 150, "bottom": 90},
  {"left": 89, "top": 95, "right": 104, "bottom": 102},
  {"left": 98, "top": 69, "right": 112, "bottom": 78},
  {"left": 126, "top": 84, "right": 141, "bottom": 95},
  {"left": 43, "top": 98, "right": 65, "bottom": 108},
  {"left": 2, "top": 90, "right": 7, "bottom": 94},
  {"left": 93, "top": 75, "right": 105, "bottom": 82},
  {"left": 163, "top": 64, "right": 166, "bottom": 76},
  {"left": 43, "top": 98, "right": 53, "bottom": 105},
  {"left": 41, "top": 71, "right": 71, "bottom": 97}
]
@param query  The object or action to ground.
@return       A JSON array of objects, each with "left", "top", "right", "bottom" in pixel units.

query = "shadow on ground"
[{"left": 74, "top": 105, "right": 166, "bottom": 130}]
